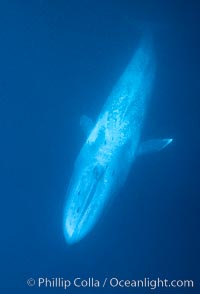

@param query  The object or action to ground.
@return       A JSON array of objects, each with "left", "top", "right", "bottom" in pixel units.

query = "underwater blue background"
[{"left": 0, "top": 0, "right": 199, "bottom": 293}]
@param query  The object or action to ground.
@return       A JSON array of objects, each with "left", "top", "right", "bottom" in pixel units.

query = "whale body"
[{"left": 63, "top": 34, "right": 172, "bottom": 244}]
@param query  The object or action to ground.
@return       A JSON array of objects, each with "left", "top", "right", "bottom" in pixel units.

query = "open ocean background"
[{"left": 0, "top": 1, "right": 199, "bottom": 293}]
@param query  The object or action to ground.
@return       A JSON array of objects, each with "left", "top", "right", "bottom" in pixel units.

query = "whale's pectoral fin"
[
  {"left": 80, "top": 115, "right": 94, "bottom": 136},
  {"left": 138, "top": 138, "right": 173, "bottom": 156}
]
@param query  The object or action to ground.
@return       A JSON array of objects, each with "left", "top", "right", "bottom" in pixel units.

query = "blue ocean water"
[{"left": 0, "top": 1, "right": 199, "bottom": 293}]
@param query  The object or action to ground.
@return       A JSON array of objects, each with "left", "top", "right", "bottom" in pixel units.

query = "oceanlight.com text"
[{"left": 27, "top": 276, "right": 195, "bottom": 290}]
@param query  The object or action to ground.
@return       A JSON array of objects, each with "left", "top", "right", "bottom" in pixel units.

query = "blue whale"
[{"left": 63, "top": 34, "right": 173, "bottom": 244}]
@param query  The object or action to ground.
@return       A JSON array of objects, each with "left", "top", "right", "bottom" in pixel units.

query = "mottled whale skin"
[{"left": 63, "top": 34, "right": 172, "bottom": 244}]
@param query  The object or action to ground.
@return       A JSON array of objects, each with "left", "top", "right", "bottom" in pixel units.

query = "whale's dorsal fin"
[
  {"left": 80, "top": 115, "right": 94, "bottom": 137},
  {"left": 138, "top": 138, "right": 173, "bottom": 156}
]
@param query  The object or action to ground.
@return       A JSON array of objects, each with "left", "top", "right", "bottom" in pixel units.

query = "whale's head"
[{"left": 63, "top": 156, "right": 108, "bottom": 244}]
